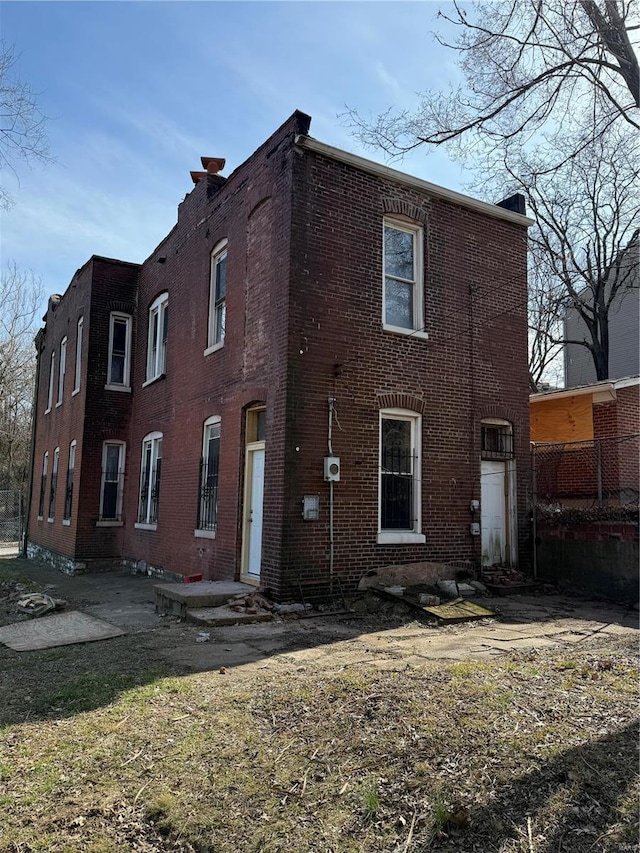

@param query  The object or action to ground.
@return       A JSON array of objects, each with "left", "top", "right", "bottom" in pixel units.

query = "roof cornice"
[{"left": 295, "top": 135, "right": 535, "bottom": 228}]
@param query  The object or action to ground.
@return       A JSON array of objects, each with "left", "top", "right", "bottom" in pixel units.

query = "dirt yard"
[{"left": 0, "top": 554, "right": 638, "bottom": 852}]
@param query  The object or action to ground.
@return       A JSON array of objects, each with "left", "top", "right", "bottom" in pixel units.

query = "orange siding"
[{"left": 531, "top": 395, "right": 594, "bottom": 443}]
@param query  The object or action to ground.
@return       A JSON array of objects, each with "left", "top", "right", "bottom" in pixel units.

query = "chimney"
[
  {"left": 496, "top": 193, "right": 526, "bottom": 216},
  {"left": 190, "top": 157, "right": 227, "bottom": 196}
]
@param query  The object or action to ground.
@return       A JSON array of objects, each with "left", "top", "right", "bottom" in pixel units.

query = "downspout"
[
  {"left": 531, "top": 442, "right": 537, "bottom": 580},
  {"left": 23, "top": 329, "right": 44, "bottom": 557},
  {"left": 328, "top": 396, "right": 335, "bottom": 594}
]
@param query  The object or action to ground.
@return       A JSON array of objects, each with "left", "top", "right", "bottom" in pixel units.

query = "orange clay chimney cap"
[{"left": 201, "top": 157, "right": 226, "bottom": 174}]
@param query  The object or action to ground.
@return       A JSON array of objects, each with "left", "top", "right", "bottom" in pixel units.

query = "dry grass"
[{"left": 1, "top": 633, "right": 638, "bottom": 853}]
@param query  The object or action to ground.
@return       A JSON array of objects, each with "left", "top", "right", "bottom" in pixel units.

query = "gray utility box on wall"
[{"left": 323, "top": 456, "right": 341, "bottom": 482}]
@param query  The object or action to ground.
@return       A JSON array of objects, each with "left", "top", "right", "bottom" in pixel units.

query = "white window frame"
[
  {"left": 106, "top": 312, "right": 132, "bottom": 392},
  {"left": 98, "top": 441, "right": 126, "bottom": 526},
  {"left": 56, "top": 337, "right": 67, "bottom": 406},
  {"left": 382, "top": 218, "right": 427, "bottom": 339},
  {"left": 205, "top": 240, "right": 227, "bottom": 354},
  {"left": 38, "top": 451, "right": 48, "bottom": 519},
  {"left": 144, "top": 293, "right": 168, "bottom": 384},
  {"left": 377, "top": 408, "right": 425, "bottom": 545},
  {"left": 195, "top": 416, "right": 221, "bottom": 538},
  {"left": 48, "top": 446, "right": 60, "bottom": 522},
  {"left": 46, "top": 351, "right": 55, "bottom": 413},
  {"left": 63, "top": 439, "right": 76, "bottom": 525},
  {"left": 73, "top": 316, "right": 83, "bottom": 395},
  {"left": 136, "top": 431, "right": 163, "bottom": 529}
]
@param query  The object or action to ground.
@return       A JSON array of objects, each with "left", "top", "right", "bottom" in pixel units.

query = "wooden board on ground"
[
  {"left": 421, "top": 597, "right": 496, "bottom": 624},
  {"left": 0, "top": 611, "right": 125, "bottom": 651},
  {"left": 372, "top": 587, "right": 495, "bottom": 624}
]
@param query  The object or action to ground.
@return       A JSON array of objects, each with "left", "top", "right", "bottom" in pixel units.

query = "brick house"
[{"left": 26, "top": 111, "right": 531, "bottom": 600}]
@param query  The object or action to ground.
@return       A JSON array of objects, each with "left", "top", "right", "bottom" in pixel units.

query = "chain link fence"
[
  {"left": 532, "top": 434, "right": 640, "bottom": 518},
  {"left": 0, "top": 490, "right": 24, "bottom": 544}
]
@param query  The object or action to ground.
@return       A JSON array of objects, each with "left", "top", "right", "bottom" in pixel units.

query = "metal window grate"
[
  {"left": 197, "top": 456, "right": 219, "bottom": 530},
  {"left": 381, "top": 445, "right": 414, "bottom": 529},
  {"left": 481, "top": 425, "right": 513, "bottom": 459},
  {"left": 138, "top": 460, "right": 161, "bottom": 524}
]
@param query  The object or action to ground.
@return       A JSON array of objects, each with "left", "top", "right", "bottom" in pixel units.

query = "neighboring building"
[
  {"left": 27, "top": 111, "right": 531, "bottom": 600},
  {"left": 564, "top": 241, "right": 639, "bottom": 388},
  {"left": 531, "top": 376, "right": 640, "bottom": 506}
]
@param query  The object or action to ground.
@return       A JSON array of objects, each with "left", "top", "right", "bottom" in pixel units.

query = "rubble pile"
[
  {"left": 226, "top": 591, "right": 274, "bottom": 616},
  {"left": 1, "top": 580, "right": 67, "bottom": 620}
]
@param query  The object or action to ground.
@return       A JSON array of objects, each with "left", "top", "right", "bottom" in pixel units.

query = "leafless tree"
[
  {"left": 496, "top": 127, "right": 638, "bottom": 386},
  {"left": 527, "top": 249, "right": 565, "bottom": 391},
  {"left": 344, "top": 0, "right": 639, "bottom": 167},
  {"left": 0, "top": 41, "right": 52, "bottom": 209},
  {"left": 344, "top": 1, "right": 639, "bottom": 385},
  {"left": 0, "top": 263, "right": 42, "bottom": 490}
]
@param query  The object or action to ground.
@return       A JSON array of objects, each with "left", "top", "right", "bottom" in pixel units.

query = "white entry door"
[
  {"left": 245, "top": 447, "right": 265, "bottom": 579},
  {"left": 481, "top": 460, "right": 507, "bottom": 566}
]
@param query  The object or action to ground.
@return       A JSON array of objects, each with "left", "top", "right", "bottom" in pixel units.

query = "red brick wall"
[
  {"left": 29, "top": 112, "right": 530, "bottom": 597},
  {"left": 29, "top": 257, "right": 139, "bottom": 561},
  {"left": 276, "top": 148, "right": 530, "bottom": 597},
  {"left": 119, "top": 112, "right": 308, "bottom": 582}
]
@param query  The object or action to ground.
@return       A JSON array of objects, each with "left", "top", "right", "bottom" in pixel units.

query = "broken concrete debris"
[
  {"left": 16, "top": 593, "right": 67, "bottom": 618},
  {"left": 227, "top": 591, "right": 274, "bottom": 614}
]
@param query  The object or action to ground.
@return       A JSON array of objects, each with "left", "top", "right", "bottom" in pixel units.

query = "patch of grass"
[
  {"left": 144, "top": 792, "right": 178, "bottom": 837},
  {"left": 2, "top": 635, "right": 638, "bottom": 852},
  {"left": 33, "top": 672, "right": 138, "bottom": 715},
  {"left": 361, "top": 780, "right": 381, "bottom": 821}
]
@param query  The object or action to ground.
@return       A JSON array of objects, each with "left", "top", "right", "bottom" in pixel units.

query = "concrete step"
[
  {"left": 187, "top": 605, "right": 273, "bottom": 626},
  {"left": 154, "top": 580, "right": 254, "bottom": 619}
]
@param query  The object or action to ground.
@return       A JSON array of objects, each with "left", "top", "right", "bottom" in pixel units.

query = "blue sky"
[{"left": 2, "top": 1, "right": 468, "bottom": 306}]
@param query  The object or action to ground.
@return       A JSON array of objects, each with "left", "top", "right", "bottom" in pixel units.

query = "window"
[
  {"left": 48, "top": 447, "right": 59, "bottom": 521},
  {"left": 73, "top": 317, "right": 83, "bottom": 394},
  {"left": 63, "top": 440, "right": 76, "bottom": 523},
  {"left": 56, "top": 338, "right": 67, "bottom": 405},
  {"left": 46, "top": 352, "right": 55, "bottom": 413},
  {"left": 207, "top": 241, "right": 226, "bottom": 351},
  {"left": 146, "top": 294, "right": 168, "bottom": 382},
  {"left": 196, "top": 417, "right": 220, "bottom": 534},
  {"left": 137, "top": 432, "right": 162, "bottom": 526},
  {"left": 378, "top": 409, "right": 425, "bottom": 544},
  {"left": 481, "top": 420, "right": 514, "bottom": 460},
  {"left": 38, "top": 452, "right": 48, "bottom": 519},
  {"left": 107, "top": 313, "right": 132, "bottom": 391},
  {"left": 383, "top": 218, "right": 425, "bottom": 336},
  {"left": 99, "top": 442, "right": 125, "bottom": 522}
]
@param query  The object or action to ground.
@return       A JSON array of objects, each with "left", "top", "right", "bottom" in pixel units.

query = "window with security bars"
[
  {"left": 481, "top": 423, "right": 514, "bottom": 459},
  {"left": 48, "top": 447, "right": 59, "bottom": 521},
  {"left": 63, "top": 441, "right": 76, "bottom": 521},
  {"left": 197, "top": 419, "right": 220, "bottom": 530},
  {"left": 380, "top": 416, "right": 416, "bottom": 530},
  {"left": 38, "top": 452, "right": 48, "bottom": 518},
  {"left": 138, "top": 434, "right": 162, "bottom": 525}
]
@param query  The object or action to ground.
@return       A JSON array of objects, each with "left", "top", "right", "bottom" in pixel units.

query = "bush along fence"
[{"left": 531, "top": 435, "right": 639, "bottom": 604}]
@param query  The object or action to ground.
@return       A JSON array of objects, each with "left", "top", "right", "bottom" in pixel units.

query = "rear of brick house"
[{"left": 27, "top": 111, "right": 531, "bottom": 600}]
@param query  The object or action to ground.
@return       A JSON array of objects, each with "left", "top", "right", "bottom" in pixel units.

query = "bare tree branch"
[
  {"left": 0, "top": 262, "right": 42, "bottom": 490},
  {"left": 342, "top": 0, "right": 639, "bottom": 162},
  {"left": 0, "top": 41, "right": 53, "bottom": 209}
]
